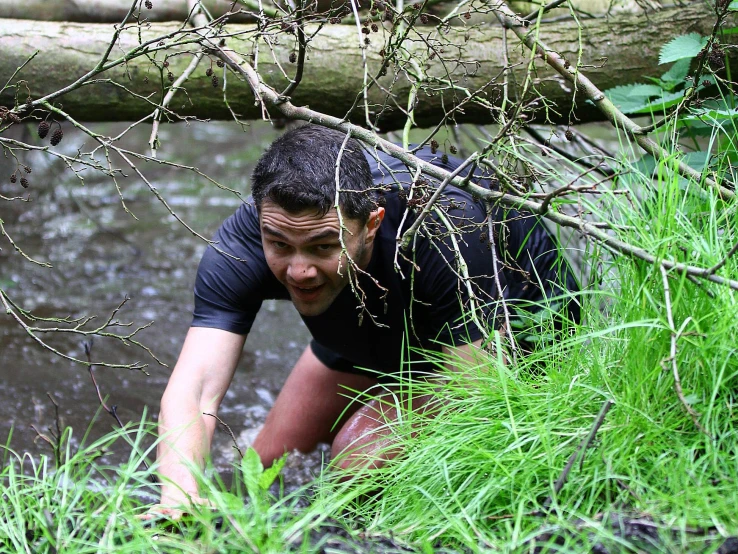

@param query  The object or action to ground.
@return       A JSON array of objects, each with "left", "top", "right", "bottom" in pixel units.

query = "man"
[{"left": 155, "top": 125, "right": 579, "bottom": 510}]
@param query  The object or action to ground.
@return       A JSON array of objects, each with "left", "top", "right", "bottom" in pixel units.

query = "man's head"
[
  {"left": 251, "top": 125, "right": 376, "bottom": 224},
  {"left": 252, "top": 126, "right": 384, "bottom": 317}
]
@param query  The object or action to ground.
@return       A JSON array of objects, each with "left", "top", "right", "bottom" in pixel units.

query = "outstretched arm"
[{"left": 156, "top": 326, "right": 246, "bottom": 508}]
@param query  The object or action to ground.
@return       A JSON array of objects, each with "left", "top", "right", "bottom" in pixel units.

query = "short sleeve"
[{"left": 192, "top": 203, "right": 282, "bottom": 335}]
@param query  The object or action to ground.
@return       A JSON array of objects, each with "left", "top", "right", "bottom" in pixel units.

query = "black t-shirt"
[{"left": 192, "top": 148, "right": 579, "bottom": 381}]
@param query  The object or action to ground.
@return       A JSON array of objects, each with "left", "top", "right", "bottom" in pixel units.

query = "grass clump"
[
  {"left": 312, "top": 153, "right": 738, "bottom": 552},
  {"left": 0, "top": 422, "right": 316, "bottom": 553}
]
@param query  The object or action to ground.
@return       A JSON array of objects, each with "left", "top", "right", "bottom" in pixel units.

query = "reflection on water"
[{"left": 0, "top": 120, "right": 312, "bottom": 478}]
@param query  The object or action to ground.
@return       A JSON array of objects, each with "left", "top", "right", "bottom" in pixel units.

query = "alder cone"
[
  {"left": 50, "top": 128, "right": 63, "bottom": 146},
  {"left": 38, "top": 121, "right": 50, "bottom": 139}
]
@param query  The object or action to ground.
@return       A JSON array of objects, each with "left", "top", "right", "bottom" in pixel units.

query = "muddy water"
[{"left": 0, "top": 120, "right": 325, "bottom": 490}]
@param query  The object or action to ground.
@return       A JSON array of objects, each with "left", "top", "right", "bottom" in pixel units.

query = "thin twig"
[
  {"left": 705, "top": 241, "right": 738, "bottom": 276},
  {"left": 524, "top": 125, "right": 616, "bottom": 178},
  {"left": 278, "top": 1, "right": 307, "bottom": 100},
  {"left": 541, "top": 398, "right": 613, "bottom": 510},
  {"left": 523, "top": 0, "right": 569, "bottom": 20},
  {"left": 0, "top": 290, "right": 148, "bottom": 370},
  {"left": 149, "top": 52, "right": 206, "bottom": 157},
  {"left": 659, "top": 266, "right": 712, "bottom": 438},
  {"left": 399, "top": 152, "right": 479, "bottom": 250},
  {"left": 1, "top": 50, "right": 40, "bottom": 95},
  {"left": 47, "top": 393, "right": 63, "bottom": 449},
  {"left": 333, "top": 131, "right": 389, "bottom": 326},
  {"left": 84, "top": 339, "right": 155, "bottom": 473},
  {"left": 487, "top": 202, "right": 517, "bottom": 360},
  {"left": 85, "top": 340, "right": 124, "bottom": 428},
  {"left": 203, "top": 413, "right": 244, "bottom": 458}
]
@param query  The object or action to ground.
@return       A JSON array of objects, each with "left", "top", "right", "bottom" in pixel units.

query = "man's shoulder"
[
  {"left": 214, "top": 199, "right": 262, "bottom": 246},
  {"left": 364, "top": 145, "right": 465, "bottom": 185},
  {"left": 199, "top": 199, "right": 269, "bottom": 281}
]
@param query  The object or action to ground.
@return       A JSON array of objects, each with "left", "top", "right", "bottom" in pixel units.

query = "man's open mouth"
[{"left": 290, "top": 284, "right": 324, "bottom": 299}]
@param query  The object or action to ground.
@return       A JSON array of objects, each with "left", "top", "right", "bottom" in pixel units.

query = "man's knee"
[{"left": 330, "top": 401, "right": 396, "bottom": 472}]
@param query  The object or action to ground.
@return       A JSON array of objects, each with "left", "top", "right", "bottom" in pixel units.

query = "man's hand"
[{"left": 138, "top": 494, "right": 214, "bottom": 522}]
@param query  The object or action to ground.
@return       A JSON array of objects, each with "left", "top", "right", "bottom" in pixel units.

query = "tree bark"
[
  {"left": 0, "top": 2, "right": 725, "bottom": 128},
  {"left": 0, "top": 0, "right": 655, "bottom": 22},
  {"left": 0, "top": 0, "right": 250, "bottom": 23}
]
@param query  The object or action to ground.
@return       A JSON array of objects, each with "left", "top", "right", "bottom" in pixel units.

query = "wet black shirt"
[{"left": 192, "top": 148, "right": 578, "bottom": 380}]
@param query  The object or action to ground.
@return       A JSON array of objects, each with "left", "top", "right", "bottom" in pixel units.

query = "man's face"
[{"left": 259, "top": 200, "right": 384, "bottom": 317}]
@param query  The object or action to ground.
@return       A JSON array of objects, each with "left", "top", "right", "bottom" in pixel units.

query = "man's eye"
[
  {"left": 316, "top": 244, "right": 336, "bottom": 252},
  {"left": 272, "top": 241, "right": 288, "bottom": 249}
]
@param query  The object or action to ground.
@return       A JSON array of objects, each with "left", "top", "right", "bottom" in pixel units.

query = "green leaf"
[
  {"left": 632, "top": 89, "right": 685, "bottom": 114},
  {"left": 683, "top": 393, "right": 701, "bottom": 405},
  {"left": 633, "top": 155, "right": 657, "bottom": 176},
  {"left": 682, "top": 107, "right": 738, "bottom": 124},
  {"left": 659, "top": 33, "right": 708, "bottom": 65},
  {"left": 219, "top": 491, "right": 245, "bottom": 512},
  {"left": 660, "top": 58, "right": 692, "bottom": 88},
  {"left": 605, "top": 84, "right": 659, "bottom": 113},
  {"left": 624, "top": 84, "right": 664, "bottom": 97},
  {"left": 240, "top": 447, "right": 263, "bottom": 493},
  {"left": 258, "top": 453, "right": 287, "bottom": 491},
  {"left": 683, "top": 151, "right": 710, "bottom": 172}
]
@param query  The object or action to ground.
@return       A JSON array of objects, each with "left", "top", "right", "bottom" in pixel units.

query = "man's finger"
[{"left": 136, "top": 506, "right": 185, "bottom": 522}]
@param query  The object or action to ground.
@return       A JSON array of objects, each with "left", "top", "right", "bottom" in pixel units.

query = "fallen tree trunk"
[
  {"left": 0, "top": 0, "right": 653, "bottom": 22},
  {"left": 0, "top": 0, "right": 248, "bottom": 23},
  {"left": 0, "top": 2, "right": 724, "bottom": 128}
]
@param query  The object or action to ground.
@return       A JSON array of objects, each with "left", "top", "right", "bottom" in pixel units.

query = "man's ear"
[{"left": 365, "top": 207, "right": 385, "bottom": 242}]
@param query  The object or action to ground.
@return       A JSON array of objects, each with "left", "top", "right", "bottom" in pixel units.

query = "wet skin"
[{"left": 259, "top": 200, "right": 384, "bottom": 317}]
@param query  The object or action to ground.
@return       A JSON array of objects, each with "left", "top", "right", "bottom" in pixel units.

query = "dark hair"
[{"left": 251, "top": 125, "right": 375, "bottom": 223}]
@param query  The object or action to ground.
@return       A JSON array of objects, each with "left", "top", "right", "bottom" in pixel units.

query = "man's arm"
[{"left": 156, "top": 326, "right": 246, "bottom": 507}]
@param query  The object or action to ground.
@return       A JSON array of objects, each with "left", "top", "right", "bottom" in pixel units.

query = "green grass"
[
  {"left": 0, "top": 422, "right": 311, "bottom": 553},
  {"left": 305, "top": 139, "right": 738, "bottom": 551}
]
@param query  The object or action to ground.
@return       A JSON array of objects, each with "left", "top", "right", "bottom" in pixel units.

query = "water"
[{"left": 0, "top": 120, "right": 324, "bottom": 487}]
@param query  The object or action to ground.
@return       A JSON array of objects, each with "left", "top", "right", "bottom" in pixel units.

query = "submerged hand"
[{"left": 138, "top": 494, "right": 214, "bottom": 522}]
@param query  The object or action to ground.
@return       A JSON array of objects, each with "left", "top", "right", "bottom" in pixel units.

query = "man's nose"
[{"left": 287, "top": 255, "right": 318, "bottom": 281}]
